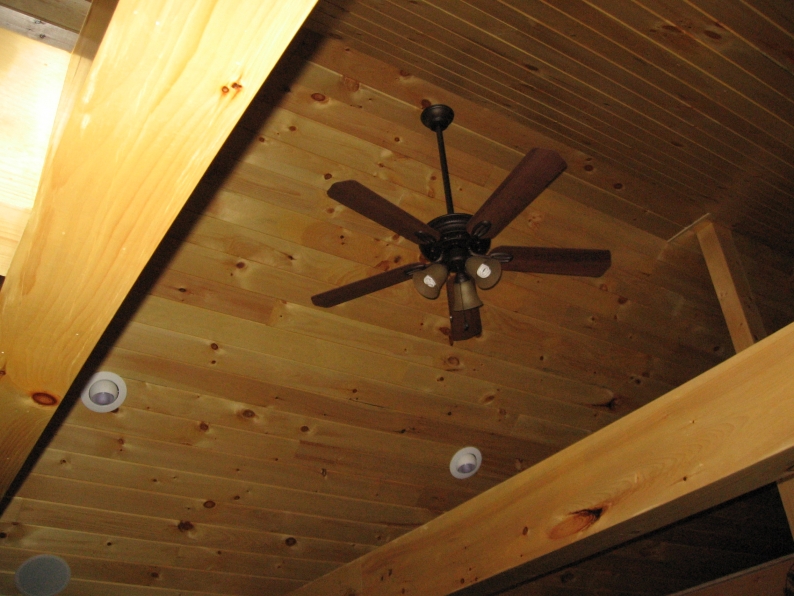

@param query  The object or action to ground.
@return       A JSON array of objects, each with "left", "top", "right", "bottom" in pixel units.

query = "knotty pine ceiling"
[{"left": 1, "top": 1, "right": 794, "bottom": 595}]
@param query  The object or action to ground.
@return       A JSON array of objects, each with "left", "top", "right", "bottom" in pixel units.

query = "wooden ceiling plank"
[
  {"left": 309, "top": 13, "right": 717, "bottom": 205},
  {"left": 132, "top": 283, "right": 691, "bottom": 412},
  {"left": 88, "top": 341, "right": 545, "bottom": 480},
  {"left": 159, "top": 237, "right": 644, "bottom": 400},
  {"left": 177, "top": 246, "right": 695, "bottom": 409},
  {"left": 13, "top": 492, "right": 372, "bottom": 565},
  {"left": 157, "top": 240, "right": 687, "bottom": 405},
  {"left": 106, "top": 324, "right": 580, "bottom": 460},
  {"left": 50, "top": 419, "right": 456, "bottom": 510},
  {"left": 34, "top": 445, "right": 435, "bottom": 528},
  {"left": 112, "top": 311, "right": 582, "bottom": 456},
  {"left": 299, "top": 35, "right": 689, "bottom": 239},
  {"left": 0, "top": 521, "right": 338, "bottom": 581},
  {"left": 65, "top": 371, "right": 515, "bottom": 489},
  {"left": 0, "top": 570, "right": 219, "bottom": 596},
  {"left": 581, "top": 0, "right": 794, "bottom": 150},
  {"left": 0, "top": 544, "right": 303, "bottom": 596},
  {"left": 18, "top": 473, "right": 402, "bottom": 548},
  {"left": 0, "top": 0, "right": 319, "bottom": 499},
  {"left": 696, "top": 221, "right": 767, "bottom": 352},
  {"left": 315, "top": 18, "right": 794, "bottom": 241},
  {"left": 344, "top": 0, "right": 744, "bottom": 196},
  {"left": 460, "top": 0, "right": 794, "bottom": 183},
  {"left": 473, "top": 0, "right": 794, "bottom": 187},
  {"left": 328, "top": 4, "right": 731, "bottom": 194},
  {"left": 291, "top": 320, "right": 794, "bottom": 596},
  {"left": 0, "top": 0, "right": 89, "bottom": 32},
  {"left": 616, "top": 0, "right": 794, "bottom": 120},
  {"left": 741, "top": 0, "right": 794, "bottom": 38},
  {"left": 666, "top": 553, "right": 794, "bottom": 596},
  {"left": 10, "top": 498, "right": 364, "bottom": 564},
  {"left": 181, "top": 183, "right": 716, "bottom": 392},
  {"left": 215, "top": 124, "right": 726, "bottom": 343}
]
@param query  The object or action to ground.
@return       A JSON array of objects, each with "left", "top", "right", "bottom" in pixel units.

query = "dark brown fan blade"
[
  {"left": 328, "top": 181, "right": 441, "bottom": 244},
  {"left": 446, "top": 277, "right": 482, "bottom": 342},
  {"left": 492, "top": 246, "right": 611, "bottom": 277},
  {"left": 466, "top": 149, "right": 567, "bottom": 239},
  {"left": 311, "top": 263, "right": 425, "bottom": 308}
]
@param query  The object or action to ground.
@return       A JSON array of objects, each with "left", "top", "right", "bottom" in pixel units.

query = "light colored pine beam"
[
  {"left": 668, "top": 553, "right": 794, "bottom": 596},
  {"left": 0, "top": 0, "right": 318, "bottom": 499},
  {"left": 693, "top": 222, "right": 794, "bottom": 542},
  {"left": 290, "top": 321, "right": 794, "bottom": 596},
  {"left": 696, "top": 220, "right": 766, "bottom": 353},
  {"left": 0, "top": 25, "right": 70, "bottom": 275}
]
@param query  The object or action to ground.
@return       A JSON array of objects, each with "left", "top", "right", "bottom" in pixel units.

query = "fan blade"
[
  {"left": 328, "top": 181, "right": 441, "bottom": 244},
  {"left": 312, "top": 263, "right": 425, "bottom": 308},
  {"left": 446, "top": 277, "right": 482, "bottom": 342},
  {"left": 466, "top": 149, "right": 566, "bottom": 239},
  {"left": 492, "top": 246, "right": 611, "bottom": 277}
]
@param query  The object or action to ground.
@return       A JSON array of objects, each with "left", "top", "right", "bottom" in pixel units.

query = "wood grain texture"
[
  {"left": 0, "top": 0, "right": 318, "bottom": 497},
  {"left": 292, "top": 321, "right": 794, "bottom": 596},
  {"left": 0, "top": 27, "right": 68, "bottom": 274},
  {"left": 668, "top": 553, "right": 794, "bottom": 596},
  {"left": 697, "top": 221, "right": 768, "bottom": 353},
  {"left": 1, "top": 3, "right": 793, "bottom": 594},
  {"left": 0, "top": 0, "right": 89, "bottom": 32}
]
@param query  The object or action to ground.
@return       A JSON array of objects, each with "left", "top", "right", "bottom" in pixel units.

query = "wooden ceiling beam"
[
  {"left": 291, "top": 320, "right": 794, "bottom": 596},
  {"left": 0, "top": 0, "right": 318, "bottom": 499},
  {"left": 696, "top": 220, "right": 767, "bottom": 353}
]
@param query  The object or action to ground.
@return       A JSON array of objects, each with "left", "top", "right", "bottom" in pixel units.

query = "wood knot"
[
  {"left": 548, "top": 507, "right": 606, "bottom": 539},
  {"left": 199, "top": 422, "right": 209, "bottom": 432},
  {"left": 285, "top": 537, "right": 297, "bottom": 546},
  {"left": 177, "top": 521, "right": 194, "bottom": 532},
  {"left": 241, "top": 409, "right": 255, "bottom": 418},
  {"left": 32, "top": 392, "right": 58, "bottom": 406},
  {"left": 311, "top": 93, "right": 326, "bottom": 102},
  {"left": 421, "top": 99, "right": 431, "bottom": 108},
  {"left": 342, "top": 76, "right": 360, "bottom": 92},
  {"left": 203, "top": 500, "right": 216, "bottom": 509}
]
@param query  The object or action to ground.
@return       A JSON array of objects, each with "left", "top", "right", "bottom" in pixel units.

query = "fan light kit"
[
  {"left": 311, "top": 104, "right": 611, "bottom": 342},
  {"left": 15, "top": 554, "right": 71, "bottom": 596},
  {"left": 80, "top": 371, "right": 127, "bottom": 413},
  {"left": 450, "top": 446, "right": 482, "bottom": 479}
]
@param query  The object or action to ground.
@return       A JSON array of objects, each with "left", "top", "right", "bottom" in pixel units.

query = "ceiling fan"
[{"left": 311, "top": 105, "right": 611, "bottom": 342}]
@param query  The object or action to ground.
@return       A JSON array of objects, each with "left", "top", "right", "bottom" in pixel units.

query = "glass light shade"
[
  {"left": 465, "top": 256, "right": 502, "bottom": 290},
  {"left": 452, "top": 276, "right": 483, "bottom": 311},
  {"left": 413, "top": 263, "right": 448, "bottom": 299}
]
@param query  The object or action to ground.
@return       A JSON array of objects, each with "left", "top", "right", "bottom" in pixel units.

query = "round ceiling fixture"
[
  {"left": 80, "top": 371, "right": 127, "bottom": 413},
  {"left": 15, "top": 554, "right": 71, "bottom": 596},
  {"left": 450, "top": 446, "right": 482, "bottom": 479}
]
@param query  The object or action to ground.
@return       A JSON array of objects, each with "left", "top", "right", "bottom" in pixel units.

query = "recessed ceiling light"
[
  {"left": 450, "top": 446, "right": 482, "bottom": 479},
  {"left": 15, "top": 554, "right": 71, "bottom": 596},
  {"left": 80, "top": 371, "right": 127, "bottom": 413}
]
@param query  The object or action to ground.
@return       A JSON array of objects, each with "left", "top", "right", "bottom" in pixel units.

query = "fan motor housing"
[{"left": 420, "top": 213, "right": 490, "bottom": 271}]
